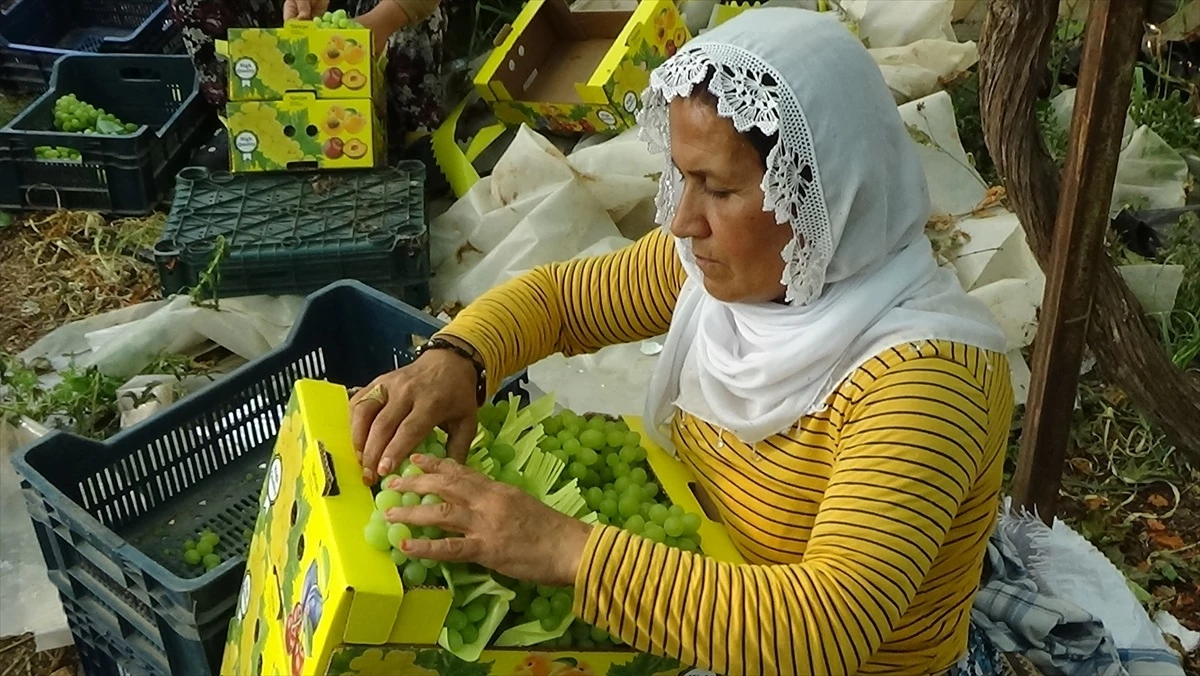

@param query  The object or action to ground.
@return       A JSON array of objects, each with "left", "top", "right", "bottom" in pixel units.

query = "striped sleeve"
[
  {"left": 573, "top": 356, "right": 993, "bottom": 676},
  {"left": 438, "top": 227, "right": 685, "bottom": 394}
]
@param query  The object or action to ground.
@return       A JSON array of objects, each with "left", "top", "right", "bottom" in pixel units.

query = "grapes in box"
[{"left": 222, "top": 380, "right": 741, "bottom": 675}]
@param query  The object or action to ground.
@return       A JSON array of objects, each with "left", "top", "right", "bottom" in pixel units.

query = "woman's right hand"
[
  {"left": 283, "top": 0, "right": 330, "bottom": 21},
  {"left": 350, "top": 346, "right": 481, "bottom": 484}
]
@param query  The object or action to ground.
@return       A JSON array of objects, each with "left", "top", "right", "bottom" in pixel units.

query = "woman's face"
[{"left": 668, "top": 96, "right": 792, "bottom": 304}]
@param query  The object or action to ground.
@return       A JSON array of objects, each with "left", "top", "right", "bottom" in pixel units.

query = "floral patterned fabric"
[{"left": 170, "top": 0, "right": 465, "bottom": 142}]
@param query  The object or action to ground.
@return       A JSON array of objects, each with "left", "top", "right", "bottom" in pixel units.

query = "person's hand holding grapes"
[
  {"left": 283, "top": 0, "right": 330, "bottom": 21},
  {"left": 382, "top": 454, "right": 594, "bottom": 587}
]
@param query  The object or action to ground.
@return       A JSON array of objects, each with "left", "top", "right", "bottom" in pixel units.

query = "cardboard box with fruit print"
[
  {"left": 222, "top": 379, "right": 741, "bottom": 676},
  {"left": 226, "top": 22, "right": 378, "bottom": 101},
  {"left": 226, "top": 96, "right": 384, "bottom": 172},
  {"left": 474, "top": 0, "right": 690, "bottom": 134}
]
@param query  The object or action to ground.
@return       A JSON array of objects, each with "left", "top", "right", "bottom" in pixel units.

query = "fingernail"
[
  {"left": 362, "top": 467, "right": 374, "bottom": 483},
  {"left": 401, "top": 540, "right": 414, "bottom": 552},
  {"left": 385, "top": 508, "right": 401, "bottom": 521},
  {"left": 378, "top": 459, "right": 393, "bottom": 475}
]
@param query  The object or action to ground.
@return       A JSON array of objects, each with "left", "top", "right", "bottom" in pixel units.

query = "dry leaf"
[
  {"left": 1146, "top": 518, "right": 1167, "bottom": 532},
  {"left": 1084, "top": 495, "right": 1109, "bottom": 510},
  {"left": 1137, "top": 560, "right": 1151, "bottom": 572},
  {"left": 1147, "top": 493, "right": 1171, "bottom": 509},
  {"left": 1069, "top": 457, "right": 1094, "bottom": 474},
  {"left": 1152, "top": 532, "right": 1186, "bottom": 550}
]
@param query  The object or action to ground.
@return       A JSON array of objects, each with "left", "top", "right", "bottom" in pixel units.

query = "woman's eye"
[{"left": 706, "top": 186, "right": 732, "bottom": 199}]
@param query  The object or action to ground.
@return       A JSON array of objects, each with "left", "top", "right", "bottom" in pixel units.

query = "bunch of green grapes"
[
  {"left": 312, "top": 9, "right": 362, "bottom": 29},
  {"left": 538, "top": 411, "right": 704, "bottom": 551},
  {"left": 363, "top": 432, "right": 451, "bottom": 589},
  {"left": 181, "top": 529, "right": 223, "bottom": 571},
  {"left": 508, "top": 582, "right": 623, "bottom": 650},
  {"left": 52, "top": 94, "right": 138, "bottom": 135},
  {"left": 34, "top": 146, "right": 81, "bottom": 161},
  {"left": 441, "top": 591, "right": 491, "bottom": 651}
]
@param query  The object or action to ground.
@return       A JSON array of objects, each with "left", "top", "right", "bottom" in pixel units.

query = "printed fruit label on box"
[
  {"left": 228, "top": 25, "right": 375, "bottom": 101},
  {"left": 227, "top": 97, "right": 382, "bottom": 172}
]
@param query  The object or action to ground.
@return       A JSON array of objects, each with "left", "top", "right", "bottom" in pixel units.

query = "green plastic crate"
[{"left": 154, "top": 164, "right": 431, "bottom": 306}]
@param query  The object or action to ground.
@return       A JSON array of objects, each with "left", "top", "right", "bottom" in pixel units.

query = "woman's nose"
[{"left": 669, "top": 185, "right": 709, "bottom": 240}]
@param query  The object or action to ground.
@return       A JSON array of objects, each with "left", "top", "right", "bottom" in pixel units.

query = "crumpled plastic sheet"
[
  {"left": 898, "top": 90, "right": 990, "bottom": 217},
  {"left": 0, "top": 418, "right": 71, "bottom": 650},
  {"left": 18, "top": 294, "right": 305, "bottom": 379}
]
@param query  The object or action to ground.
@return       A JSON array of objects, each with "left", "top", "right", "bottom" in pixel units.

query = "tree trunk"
[{"left": 977, "top": 0, "right": 1200, "bottom": 455}]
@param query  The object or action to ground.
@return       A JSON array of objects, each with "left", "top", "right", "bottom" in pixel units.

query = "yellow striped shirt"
[{"left": 441, "top": 228, "right": 1012, "bottom": 675}]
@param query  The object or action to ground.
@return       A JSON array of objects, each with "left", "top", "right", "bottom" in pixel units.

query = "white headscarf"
[{"left": 641, "top": 8, "right": 1006, "bottom": 445}]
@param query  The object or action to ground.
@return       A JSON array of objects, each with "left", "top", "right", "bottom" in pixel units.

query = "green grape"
[
  {"left": 390, "top": 549, "right": 409, "bottom": 566},
  {"left": 200, "top": 530, "right": 219, "bottom": 544},
  {"left": 642, "top": 482, "right": 660, "bottom": 500},
  {"left": 465, "top": 599, "right": 488, "bottom": 623},
  {"left": 556, "top": 429, "right": 575, "bottom": 446},
  {"left": 603, "top": 488, "right": 618, "bottom": 502},
  {"left": 579, "top": 429, "right": 605, "bottom": 450},
  {"left": 599, "top": 498, "right": 618, "bottom": 519},
  {"left": 643, "top": 523, "right": 667, "bottom": 543},
  {"left": 640, "top": 502, "right": 653, "bottom": 519},
  {"left": 585, "top": 417, "right": 606, "bottom": 432},
  {"left": 387, "top": 523, "right": 412, "bottom": 547},
  {"left": 375, "top": 490, "right": 404, "bottom": 511},
  {"left": 606, "top": 452, "right": 622, "bottom": 468},
  {"left": 577, "top": 448, "right": 599, "bottom": 466},
  {"left": 421, "top": 493, "right": 443, "bottom": 505},
  {"left": 499, "top": 466, "right": 523, "bottom": 486},
  {"left": 553, "top": 634, "right": 573, "bottom": 649},
  {"left": 584, "top": 470, "right": 602, "bottom": 488},
  {"left": 460, "top": 624, "right": 479, "bottom": 645},
  {"left": 401, "top": 492, "right": 422, "bottom": 507},
  {"left": 663, "top": 516, "right": 685, "bottom": 538},
  {"left": 567, "top": 462, "right": 587, "bottom": 481},
  {"left": 551, "top": 450, "right": 570, "bottom": 465},
  {"left": 648, "top": 504, "right": 669, "bottom": 525},
  {"left": 203, "top": 554, "right": 221, "bottom": 570},
  {"left": 426, "top": 442, "right": 448, "bottom": 459},
  {"left": 537, "top": 584, "right": 557, "bottom": 598},
  {"left": 585, "top": 487, "right": 604, "bottom": 509},
  {"left": 578, "top": 637, "right": 597, "bottom": 650},
  {"left": 537, "top": 437, "right": 561, "bottom": 453},
  {"left": 183, "top": 548, "right": 202, "bottom": 565},
  {"left": 243, "top": 528, "right": 254, "bottom": 542},
  {"left": 629, "top": 467, "right": 648, "bottom": 485},
  {"left": 420, "top": 558, "right": 439, "bottom": 569},
  {"left": 382, "top": 474, "right": 402, "bottom": 489},
  {"left": 605, "top": 430, "right": 626, "bottom": 448},
  {"left": 490, "top": 443, "right": 516, "bottom": 465},
  {"left": 445, "top": 628, "right": 464, "bottom": 651},
  {"left": 590, "top": 626, "right": 609, "bottom": 642},
  {"left": 669, "top": 504, "right": 685, "bottom": 518},
  {"left": 542, "top": 415, "right": 564, "bottom": 436},
  {"left": 183, "top": 539, "right": 196, "bottom": 550},
  {"left": 618, "top": 494, "right": 640, "bottom": 519},
  {"left": 364, "top": 521, "right": 391, "bottom": 551},
  {"left": 624, "top": 432, "right": 642, "bottom": 447},
  {"left": 600, "top": 467, "right": 616, "bottom": 485},
  {"left": 623, "top": 514, "right": 646, "bottom": 534},
  {"left": 530, "top": 597, "right": 551, "bottom": 619},
  {"left": 370, "top": 511, "right": 387, "bottom": 525},
  {"left": 550, "top": 591, "right": 573, "bottom": 617},
  {"left": 402, "top": 560, "right": 428, "bottom": 586},
  {"left": 596, "top": 513, "right": 610, "bottom": 525},
  {"left": 613, "top": 476, "right": 631, "bottom": 494},
  {"left": 511, "top": 587, "right": 533, "bottom": 612},
  {"left": 571, "top": 622, "right": 591, "bottom": 642},
  {"left": 564, "top": 420, "right": 582, "bottom": 437},
  {"left": 563, "top": 439, "right": 582, "bottom": 456},
  {"left": 196, "top": 540, "right": 215, "bottom": 556},
  {"left": 401, "top": 463, "right": 424, "bottom": 478},
  {"left": 613, "top": 462, "right": 631, "bottom": 479},
  {"left": 681, "top": 513, "right": 702, "bottom": 535},
  {"left": 539, "top": 616, "right": 559, "bottom": 631},
  {"left": 677, "top": 537, "right": 699, "bottom": 553}
]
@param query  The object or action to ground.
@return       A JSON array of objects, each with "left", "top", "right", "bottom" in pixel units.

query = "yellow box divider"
[
  {"left": 624, "top": 416, "right": 745, "bottom": 565},
  {"left": 473, "top": 0, "right": 546, "bottom": 103}
]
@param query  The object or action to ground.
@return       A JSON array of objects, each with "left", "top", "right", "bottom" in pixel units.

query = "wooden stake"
[{"left": 1011, "top": 0, "right": 1148, "bottom": 524}]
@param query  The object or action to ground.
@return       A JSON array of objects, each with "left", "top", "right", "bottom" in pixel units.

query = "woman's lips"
[{"left": 694, "top": 253, "right": 717, "bottom": 269}]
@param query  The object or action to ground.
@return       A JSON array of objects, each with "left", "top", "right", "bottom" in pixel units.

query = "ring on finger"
[{"left": 357, "top": 384, "right": 387, "bottom": 407}]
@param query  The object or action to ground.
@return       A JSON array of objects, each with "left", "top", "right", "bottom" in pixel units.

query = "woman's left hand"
[{"left": 385, "top": 454, "right": 595, "bottom": 587}]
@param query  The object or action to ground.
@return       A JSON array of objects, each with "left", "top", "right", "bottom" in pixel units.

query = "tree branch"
[{"left": 978, "top": 0, "right": 1200, "bottom": 456}]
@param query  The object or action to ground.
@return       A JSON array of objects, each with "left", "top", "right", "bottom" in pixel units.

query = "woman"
[
  {"left": 352, "top": 8, "right": 1013, "bottom": 676},
  {"left": 172, "top": 0, "right": 459, "bottom": 164}
]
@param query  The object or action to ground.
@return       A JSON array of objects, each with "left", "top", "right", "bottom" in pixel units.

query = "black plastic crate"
[
  {"left": 154, "top": 163, "right": 432, "bottom": 307},
  {"left": 0, "top": 0, "right": 181, "bottom": 93},
  {"left": 0, "top": 53, "right": 210, "bottom": 214},
  {"left": 11, "top": 280, "right": 527, "bottom": 675}
]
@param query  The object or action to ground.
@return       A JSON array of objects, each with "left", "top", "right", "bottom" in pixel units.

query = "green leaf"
[
  {"left": 605, "top": 652, "right": 681, "bottom": 676},
  {"left": 96, "top": 118, "right": 125, "bottom": 135},
  {"left": 0, "top": 211, "right": 12, "bottom": 228},
  {"left": 1156, "top": 561, "right": 1179, "bottom": 582}
]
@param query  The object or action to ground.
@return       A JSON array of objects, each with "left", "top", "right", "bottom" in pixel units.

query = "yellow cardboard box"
[
  {"left": 227, "top": 24, "right": 377, "bottom": 101},
  {"left": 474, "top": 0, "right": 690, "bottom": 134},
  {"left": 222, "top": 380, "right": 742, "bottom": 675},
  {"left": 226, "top": 96, "right": 385, "bottom": 172}
]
